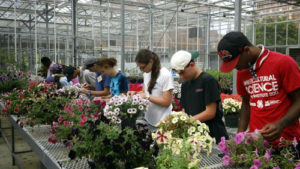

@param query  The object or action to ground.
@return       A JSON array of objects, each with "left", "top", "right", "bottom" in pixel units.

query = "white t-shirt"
[{"left": 143, "top": 67, "right": 174, "bottom": 126}]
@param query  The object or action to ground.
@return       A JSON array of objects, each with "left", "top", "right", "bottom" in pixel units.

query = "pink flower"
[
  {"left": 272, "top": 167, "right": 280, "bottom": 169},
  {"left": 14, "top": 108, "right": 19, "bottom": 113},
  {"left": 250, "top": 165, "right": 258, "bottom": 169},
  {"left": 52, "top": 122, "right": 58, "bottom": 129},
  {"left": 48, "top": 134, "right": 57, "bottom": 144},
  {"left": 70, "top": 121, "right": 74, "bottom": 127},
  {"left": 234, "top": 132, "right": 245, "bottom": 145},
  {"left": 80, "top": 121, "right": 85, "bottom": 127},
  {"left": 218, "top": 142, "right": 229, "bottom": 155},
  {"left": 253, "top": 159, "right": 262, "bottom": 167},
  {"left": 66, "top": 142, "right": 73, "bottom": 148},
  {"left": 58, "top": 117, "right": 63, "bottom": 123},
  {"left": 63, "top": 121, "right": 69, "bottom": 127},
  {"left": 264, "top": 147, "right": 272, "bottom": 161}
]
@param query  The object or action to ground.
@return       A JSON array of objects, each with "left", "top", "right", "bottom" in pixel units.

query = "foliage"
[
  {"left": 69, "top": 121, "right": 157, "bottom": 169},
  {"left": 205, "top": 70, "right": 233, "bottom": 92},
  {"left": 153, "top": 111, "right": 215, "bottom": 169},
  {"left": 0, "top": 62, "right": 29, "bottom": 92},
  {"left": 218, "top": 131, "right": 299, "bottom": 169},
  {"left": 103, "top": 95, "right": 149, "bottom": 125}
]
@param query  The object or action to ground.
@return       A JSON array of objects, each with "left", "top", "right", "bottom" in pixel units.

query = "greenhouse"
[{"left": 0, "top": 0, "right": 300, "bottom": 169}]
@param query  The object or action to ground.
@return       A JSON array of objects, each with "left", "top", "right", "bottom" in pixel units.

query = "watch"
[{"left": 146, "top": 92, "right": 150, "bottom": 100}]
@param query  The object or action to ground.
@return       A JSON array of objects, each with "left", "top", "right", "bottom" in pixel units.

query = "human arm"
[
  {"left": 80, "top": 87, "right": 110, "bottom": 96},
  {"left": 193, "top": 102, "right": 216, "bottom": 122},
  {"left": 261, "top": 88, "right": 300, "bottom": 142},
  {"left": 237, "top": 95, "right": 251, "bottom": 133},
  {"left": 139, "top": 89, "right": 173, "bottom": 107}
]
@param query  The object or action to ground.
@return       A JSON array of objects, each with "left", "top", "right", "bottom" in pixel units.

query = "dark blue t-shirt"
[
  {"left": 95, "top": 72, "right": 111, "bottom": 91},
  {"left": 110, "top": 71, "right": 129, "bottom": 96}
]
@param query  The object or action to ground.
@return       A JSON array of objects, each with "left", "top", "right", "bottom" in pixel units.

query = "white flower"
[
  {"left": 180, "top": 115, "right": 187, "bottom": 121},
  {"left": 188, "top": 126, "right": 196, "bottom": 135},
  {"left": 231, "top": 107, "right": 236, "bottom": 112},
  {"left": 138, "top": 105, "right": 144, "bottom": 110},
  {"left": 172, "top": 117, "right": 178, "bottom": 124}
]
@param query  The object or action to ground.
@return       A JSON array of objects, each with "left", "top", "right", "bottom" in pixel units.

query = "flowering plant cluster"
[
  {"left": 103, "top": 95, "right": 149, "bottom": 125},
  {"left": 153, "top": 111, "right": 215, "bottom": 169},
  {"left": 172, "top": 81, "right": 182, "bottom": 112},
  {"left": 1, "top": 79, "right": 79, "bottom": 125},
  {"left": 49, "top": 98, "right": 106, "bottom": 146},
  {"left": 69, "top": 121, "right": 157, "bottom": 169},
  {"left": 222, "top": 97, "right": 242, "bottom": 115},
  {"left": 218, "top": 130, "right": 300, "bottom": 169},
  {"left": 0, "top": 62, "right": 29, "bottom": 92}
]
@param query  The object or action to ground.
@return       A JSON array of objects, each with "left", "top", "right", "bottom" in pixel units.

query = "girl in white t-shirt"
[{"left": 130, "top": 49, "right": 174, "bottom": 128}]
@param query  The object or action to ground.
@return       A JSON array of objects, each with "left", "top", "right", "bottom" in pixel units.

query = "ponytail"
[{"left": 135, "top": 49, "right": 161, "bottom": 94}]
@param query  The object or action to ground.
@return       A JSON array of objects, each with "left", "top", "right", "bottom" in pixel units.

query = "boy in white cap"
[{"left": 170, "top": 50, "right": 228, "bottom": 144}]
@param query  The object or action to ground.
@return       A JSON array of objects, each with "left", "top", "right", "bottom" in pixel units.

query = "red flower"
[{"left": 14, "top": 108, "right": 19, "bottom": 113}]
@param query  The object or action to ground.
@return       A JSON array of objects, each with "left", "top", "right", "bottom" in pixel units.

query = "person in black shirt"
[{"left": 170, "top": 50, "right": 228, "bottom": 144}]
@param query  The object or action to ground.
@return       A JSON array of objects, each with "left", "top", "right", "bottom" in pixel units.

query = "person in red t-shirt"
[{"left": 216, "top": 31, "right": 300, "bottom": 145}]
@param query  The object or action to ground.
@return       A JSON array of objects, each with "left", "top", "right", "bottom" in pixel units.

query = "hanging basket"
[{"left": 224, "top": 114, "right": 239, "bottom": 128}]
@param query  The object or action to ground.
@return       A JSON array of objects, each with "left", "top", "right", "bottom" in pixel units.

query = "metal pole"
[
  {"left": 72, "top": 0, "right": 77, "bottom": 66},
  {"left": 136, "top": 15, "right": 139, "bottom": 51},
  {"left": 205, "top": 6, "right": 211, "bottom": 70},
  {"left": 92, "top": 0, "right": 95, "bottom": 57},
  {"left": 163, "top": 2, "right": 166, "bottom": 62},
  {"left": 175, "top": 2, "right": 178, "bottom": 51},
  {"left": 54, "top": 0, "right": 57, "bottom": 63},
  {"left": 45, "top": 3, "right": 50, "bottom": 59},
  {"left": 107, "top": 0, "right": 110, "bottom": 57},
  {"left": 233, "top": 0, "right": 242, "bottom": 94},
  {"left": 186, "top": 15, "right": 188, "bottom": 51},
  {"left": 14, "top": 0, "right": 17, "bottom": 63},
  {"left": 35, "top": 0, "right": 38, "bottom": 75},
  {"left": 264, "top": 19, "right": 266, "bottom": 45},
  {"left": 121, "top": 0, "right": 125, "bottom": 72},
  {"left": 149, "top": 0, "right": 153, "bottom": 50}
]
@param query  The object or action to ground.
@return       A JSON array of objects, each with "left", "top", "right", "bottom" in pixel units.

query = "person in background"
[
  {"left": 128, "top": 49, "right": 174, "bottom": 130},
  {"left": 40, "top": 56, "right": 55, "bottom": 78},
  {"left": 73, "top": 65, "right": 96, "bottom": 88},
  {"left": 217, "top": 31, "right": 300, "bottom": 146},
  {"left": 80, "top": 58, "right": 111, "bottom": 98},
  {"left": 170, "top": 50, "right": 228, "bottom": 144},
  {"left": 60, "top": 66, "right": 76, "bottom": 87},
  {"left": 94, "top": 57, "right": 129, "bottom": 97}
]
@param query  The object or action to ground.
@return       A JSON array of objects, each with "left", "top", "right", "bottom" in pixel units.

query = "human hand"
[
  {"left": 260, "top": 122, "right": 283, "bottom": 142},
  {"left": 138, "top": 92, "right": 147, "bottom": 99},
  {"left": 82, "top": 83, "right": 90, "bottom": 89},
  {"left": 80, "top": 88, "right": 88, "bottom": 94},
  {"left": 93, "top": 97, "right": 103, "bottom": 101},
  {"left": 127, "top": 91, "right": 136, "bottom": 97}
]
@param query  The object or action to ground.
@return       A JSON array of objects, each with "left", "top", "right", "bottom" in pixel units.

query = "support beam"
[
  {"left": 72, "top": 0, "right": 77, "bottom": 66},
  {"left": 120, "top": 0, "right": 125, "bottom": 72}
]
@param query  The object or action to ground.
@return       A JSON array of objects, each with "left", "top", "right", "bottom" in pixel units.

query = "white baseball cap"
[{"left": 170, "top": 50, "right": 192, "bottom": 71}]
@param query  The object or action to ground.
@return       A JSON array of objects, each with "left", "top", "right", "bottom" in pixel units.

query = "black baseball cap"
[{"left": 217, "top": 31, "right": 252, "bottom": 73}]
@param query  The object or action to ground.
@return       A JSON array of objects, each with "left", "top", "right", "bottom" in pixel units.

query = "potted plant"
[
  {"left": 218, "top": 131, "right": 300, "bottom": 168},
  {"left": 153, "top": 111, "right": 215, "bottom": 169},
  {"left": 222, "top": 96, "right": 241, "bottom": 128}
]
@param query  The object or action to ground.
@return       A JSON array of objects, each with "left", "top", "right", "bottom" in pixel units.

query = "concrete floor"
[{"left": 0, "top": 118, "right": 40, "bottom": 169}]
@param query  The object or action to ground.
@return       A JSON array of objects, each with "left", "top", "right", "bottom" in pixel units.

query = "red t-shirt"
[{"left": 237, "top": 46, "right": 300, "bottom": 144}]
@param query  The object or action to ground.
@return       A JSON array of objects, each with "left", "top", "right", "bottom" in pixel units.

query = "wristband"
[
  {"left": 88, "top": 90, "right": 91, "bottom": 96},
  {"left": 146, "top": 92, "right": 150, "bottom": 100}
]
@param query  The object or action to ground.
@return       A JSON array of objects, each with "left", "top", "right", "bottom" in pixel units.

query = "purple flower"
[
  {"left": 253, "top": 159, "right": 262, "bottom": 167},
  {"left": 263, "top": 140, "right": 269, "bottom": 147},
  {"left": 264, "top": 147, "right": 272, "bottom": 161},
  {"left": 293, "top": 137, "right": 298, "bottom": 148},
  {"left": 255, "top": 148, "right": 259, "bottom": 156},
  {"left": 222, "top": 155, "right": 231, "bottom": 164},
  {"left": 234, "top": 132, "right": 245, "bottom": 145},
  {"left": 218, "top": 142, "right": 229, "bottom": 154},
  {"left": 250, "top": 166, "right": 258, "bottom": 169}
]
